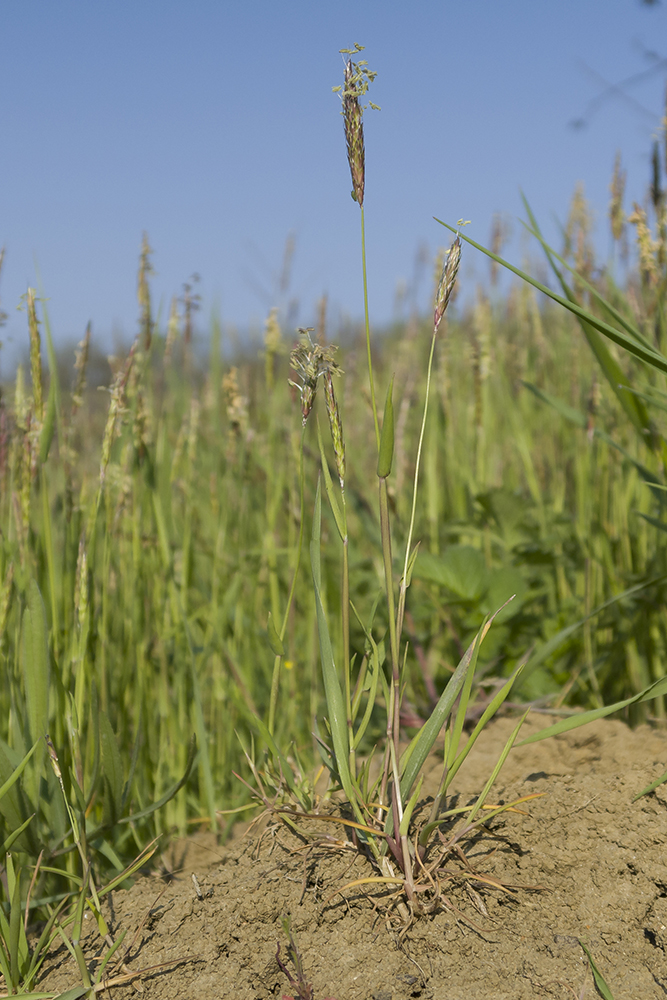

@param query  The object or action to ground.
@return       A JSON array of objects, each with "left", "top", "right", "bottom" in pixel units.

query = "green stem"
[
  {"left": 389, "top": 738, "right": 416, "bottom": 901},
  {"left": 396, "top": 328, "right": 438, "bottom": 642},
  {"left": 268, "top": 423, "right": 306, "bottom": 735},
  {"left": 378, "top": 475, "right": 402, "bottom": 818},
  {"left": 40, "top": 467, "right": 58, "bottom": 650},
  {"left": 361, "top": 206, "right": 380, "bottom": 452},
  {"left": 342, "top": 508, "right": 354, "bottom": 774}
]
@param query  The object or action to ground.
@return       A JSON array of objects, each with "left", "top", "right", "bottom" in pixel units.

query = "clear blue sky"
[{"left": 1, "top": 0, "right": 666, "bottom": 363}]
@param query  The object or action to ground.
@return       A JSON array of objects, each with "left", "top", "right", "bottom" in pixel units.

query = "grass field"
[{"left": 1, "top": 49, "right": 667, "bottom": 997}]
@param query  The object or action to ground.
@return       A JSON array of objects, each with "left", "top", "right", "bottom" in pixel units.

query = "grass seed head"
[
  {"left": 26, "top": 288, "right": 43, "bottom": 423},
  {"left": 165, "top": 296, "right": 179, "bottom": 361},
  {"left": 324, "top": 370, "right": 345, "bottom": 487},
  {"left": 342, "top": 59, "right": 365, "bottom": 207},
  {"left": 609, "top": 151, "right": 627, "bottom": 245},
  {"left": 433, "top": 235, "right": 462, "bottom": 334},
  {"left": 289, "top": 328, "right": 342, "bottom": 426},
  {"left": 564, "top": 183, "right": 594, "bottom": 279},
  {"left": 74, "top": 536, "right": 88, "bottom": 633},
  {"left": 137, "top": 232, "right": 154, "bottom": 350},
  {"left": 489, "top": 214, "right": 511, "bottom": 286},
  {"left": 264, "top": 307, "right": 283, "bottom": 390},
  {"left": 180, "top": 274, "right": 201, "bottom": 346},
  {"left": 628, "top": 202, "right": 660, "bottom": 286},
  {"left": 100, "top": 341, "right": 136, "bottom": 487},
  {"left": 334, "top": 45, "right": 379, "bottom": 208},
  {"left": 71, "top": 324, "right": 91, "bottom": 418},
  {"left": 222, "top": 366, "right": 249, "bottom": 436}
]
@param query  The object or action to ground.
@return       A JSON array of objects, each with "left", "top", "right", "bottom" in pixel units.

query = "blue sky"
[{"left": 1, "top": 1, "right": 666, "bottom": 364}]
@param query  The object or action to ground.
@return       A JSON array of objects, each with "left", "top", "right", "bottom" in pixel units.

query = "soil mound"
[{"left": 37, "top": 716, "right": 667, "bottom": 999}]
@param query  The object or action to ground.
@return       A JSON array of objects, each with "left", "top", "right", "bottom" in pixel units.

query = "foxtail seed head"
[{"left": 433, "top": 235, "right": 462, "bottom": 334}]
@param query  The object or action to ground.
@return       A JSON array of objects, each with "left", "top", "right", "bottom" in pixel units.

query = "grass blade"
[
  {"left": 434, "top": 218, "right": 667, "bottom": 375},
  {"left": 98, "top": 711, "right": 123, "bottom": 827},
  {"left": 579, "top": 941, "right": 615, "bottom": 999},
  {"left": 310, "top": 480, "right": 355, "bottom": 808},
  {"left": 22, "top": 580, "right": 50, "bottom": 753},
  {"left": 518, "top": 675, "right": 667, "bottom": 745},
  {"left": 399, "top": 617, "right": 491, "bottom": 804},
  {"left": 0, "top": 739, "right": 40, "bottom": 803},
  {"left": 633, "top": 769, "right": 667, "bottom": 801}
]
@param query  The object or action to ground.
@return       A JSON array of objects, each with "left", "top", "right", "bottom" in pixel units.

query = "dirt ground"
[{"left": 36, "top": 714, "right": 667, "bottom": 1000}]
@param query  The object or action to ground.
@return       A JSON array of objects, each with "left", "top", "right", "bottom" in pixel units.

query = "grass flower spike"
[
  {"left": 333, "top": 44, "right": 379, "bottom": 208},
  {"left": 434, "top": 233, "right": 462, "bottom": 334},
  {"left": 289, "top": 328, "right": 341, "bottom": 425},
  {"left": 324, "top": 370, "right": 345, "bottom": 488},
  {"left": 342, "top": 58, "right": 365, "bottom": 206}
]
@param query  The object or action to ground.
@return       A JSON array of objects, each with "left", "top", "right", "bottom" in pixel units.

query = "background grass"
[{"left": 1, "top": 164, "right": 667, "bottom": 955}]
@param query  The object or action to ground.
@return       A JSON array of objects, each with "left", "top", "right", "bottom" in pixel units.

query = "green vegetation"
[{"left": 0, "top": 44, "right": 666, "bottom": 996}]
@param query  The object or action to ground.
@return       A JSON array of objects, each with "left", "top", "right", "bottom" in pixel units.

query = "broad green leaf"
[
  {"left": 481, "top": 567, "right": 526, "bottom": 622},
  {"left": 415, "top": 546, "right": 486, "bottom": 600}
]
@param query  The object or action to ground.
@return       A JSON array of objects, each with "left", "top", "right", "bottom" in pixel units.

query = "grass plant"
[{"left": 245, "top": 47, "right": 667, "bottom": 925}]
